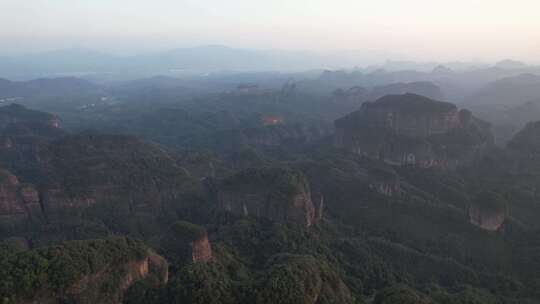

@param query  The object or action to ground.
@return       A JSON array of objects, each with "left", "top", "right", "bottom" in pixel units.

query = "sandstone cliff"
[
  {"left": 468, "top": 191, "right": 508, "bottom": 231},
  {"left": 0, "top": 103, "right": 59, "bottom": 130},
  {"left": 217, "top": 167, "right": 316, "bottom": 227},
  {"left": 2, "top": 237, "right": 168, "bottom": 304},
  {"left": 335, "top": 93, "right": 492, "bottom": 168},
  {"left": 2, "top": 133, "right": 193, "bottom": 223},
  {"left": 0, "top": 168, "right": 41, "bottom": 227},
  {"left": 160, "top": 220, "right": 213, "bottom": 264}
]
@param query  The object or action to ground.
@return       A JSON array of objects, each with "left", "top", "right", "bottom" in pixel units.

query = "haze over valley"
[{"left": 2, "top": 1, "right": 540, "bottom": 304}]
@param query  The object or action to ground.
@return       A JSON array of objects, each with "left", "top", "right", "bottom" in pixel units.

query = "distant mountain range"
[
  {"left": 0, "top": 46, "right": 402, "bottom": 80},
  {"left": 0, "top": 77, "right": 100, "bottom": 99}
]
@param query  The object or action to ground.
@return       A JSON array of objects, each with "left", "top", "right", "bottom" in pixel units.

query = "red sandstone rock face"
[
  {"left": 67, "top": 252, "right": 168, "bottom": 303},
  {"left": 469, "top": 205, "right": 507, "bottom": 231},
  {"left": 119, "top": 257, "right": 154, "bottom": 291},
  {"left": 219, "top": 190, "right": 317, "bottom": 228},
  {"left": 291, "top": 191, "right": 317, "bottom": 228},
  {"left": 217, "top": 169, "right": 317, "bottom": 228},
  {"left": 334, "top": 94, "right": 492, "bottom": 169},
  {"left": 0, "top": 169, "right": 41, "bottom": 225},
  {"left": 191, "top": 236, "right": 213, "bottom": 263}
]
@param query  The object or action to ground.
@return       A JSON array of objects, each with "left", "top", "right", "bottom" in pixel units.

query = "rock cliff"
[
  {"left": 0, "top": 103, "right": 60, "bottom": 130},
  {"left": 2, "top": 237, "right": 168, "bottom": 304},
  {"left": 217, "top": 167, "right": 316, "bottom": 227},
  {"left": 0, "top": 168, "right": 41, "bottom": 226},
  {"left": 160, "top": 220, "right": 213, "bottom": 264},
  {"left": 468, "top": 191, "right": 508, "bottom": 231},
  {"left": 335, "top": 93, "right": 492, "bottom": 168},
  {"left": 0, "top": 132, "right": 194, "bottom": 226},
  {"left": 45, "top": 133, "right": 188, "bottom": 213}
]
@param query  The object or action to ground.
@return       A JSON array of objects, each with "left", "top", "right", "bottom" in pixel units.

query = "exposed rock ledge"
[{"left": 217, "top": 167, "right": 317, "bottom": 228}]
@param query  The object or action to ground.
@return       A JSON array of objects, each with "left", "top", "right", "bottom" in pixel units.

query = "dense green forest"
[{"left": 2, "top": 74, "right": 540, "bottom": 304}]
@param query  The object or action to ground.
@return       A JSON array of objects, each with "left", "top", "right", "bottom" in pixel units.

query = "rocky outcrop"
[
  {"left": 6, "top": 133, "right": 192, "bottom": 221},
  {"left": 192, "top": 235, "right": 213, "bottom": 263},
  {"left": 3, "top": 237, "right": 168, "bottom": 304},
  {"left": 161, "top": 221, "right": 213, "bottom": 264},
  {"left": 0, "top": 168, "right": 41, "bottom": 226},
  {"left": 335, "top": 94, "right": 492, "bottom": 168},
  {"left": 469, "top": 191, "right": 508, "bottom": 231},
  {"left": 368, "top": 167, "right": 401, "bottom": 196},
  {"left": 217, "top": 167, "right": 316, "bottom": 227},
  {"left": 117, "top": 253, "right": 169, "bottom": 292},
  {"left": 469, "top": 205, "right": 506, "bottom": 231},
  {"left": 342, "top": 93, "right": 461, "bottom": 138},
  {"left": 0, "top": 103, "right": 60, "bottom": 130},
  {"left": 0, "top": 104, "right": 62, "bottom": 142}
]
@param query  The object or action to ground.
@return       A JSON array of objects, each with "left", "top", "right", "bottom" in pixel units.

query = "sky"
[{"left": 2, "top": 0, "right": 539, "bottom": 62}]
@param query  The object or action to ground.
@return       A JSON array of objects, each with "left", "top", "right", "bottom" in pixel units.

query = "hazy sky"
[{"left": 2, "top": 0, "right": 539, "bottom": 62}]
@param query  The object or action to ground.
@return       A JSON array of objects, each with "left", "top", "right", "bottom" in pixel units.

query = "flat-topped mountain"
[{"left": 335, "top": 93, "right": 492, "bottom": 168}]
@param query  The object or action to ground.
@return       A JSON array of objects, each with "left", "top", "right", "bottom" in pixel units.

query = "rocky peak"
[{"left": 217, "top": 167, "right": 316, "bottom": 227}]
